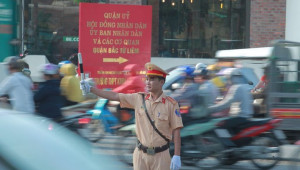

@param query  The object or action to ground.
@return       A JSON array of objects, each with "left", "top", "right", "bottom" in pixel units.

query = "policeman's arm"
[
  {"left": 173, "top": 128, "right": 181, "bottom": 156},
  {"left": 90, "top": 87, "right": 120, "bottom": 101}
]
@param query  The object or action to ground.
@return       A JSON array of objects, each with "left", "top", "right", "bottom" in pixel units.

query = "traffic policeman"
[{"left": 80, "top": 62, "right": 183, "bottom": 170}]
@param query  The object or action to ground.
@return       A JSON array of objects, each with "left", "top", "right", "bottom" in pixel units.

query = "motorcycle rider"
[
  {"left": 34, "top": 64, "right": 63, "bottom": 121},
  {"left": 60, "top": 63, "right": 83, "bottom": 106},
  {"left": 170, "top": 65, "right": 196, "bottom": 101},
  {"left": 170, "top": 66, "right": 197, "bottom": 122},
  {"left": 208, "top": 68, "right": 254, "bottom": 132},
  {"left": 0, "top": 56, "right": 34, "bottom": 113},
  {"left": 171, "top": 66, "right": 220, "bottom": 120},
  {"left": 189, "top": 68, "right": 220, "bottom": 118},
  {"left": 207, "top": 64, "right": 227, "bottom": 95}
]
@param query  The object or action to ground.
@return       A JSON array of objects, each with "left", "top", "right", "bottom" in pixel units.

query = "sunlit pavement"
[{"left": 92, "top": 134, "right": 300, "bottom": 170}]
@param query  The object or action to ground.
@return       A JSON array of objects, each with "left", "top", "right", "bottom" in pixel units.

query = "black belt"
[{"left": 137, "top": 140, "right": 169, "bottom": 155}]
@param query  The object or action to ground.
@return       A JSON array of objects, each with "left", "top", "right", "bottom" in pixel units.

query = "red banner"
[{"left": 79, "top": 3, "right": 152, "bottom": 89}]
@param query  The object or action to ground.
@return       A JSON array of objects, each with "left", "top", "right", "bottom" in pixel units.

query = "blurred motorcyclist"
[
  {"left": 170, "top": 65, "right": 196, "bottom": 102},
  {"left": 208, "top": 68, "right": 254, "bottom": 133},
  {"left": 113, "top": 64, "right": 145, "bottom": 93},
  {"left": 0, "top": 57, "right": 34, "bottom": 113},
  {"left": 34, "top": 64, "right": 63, "bottom": 120},
  {"left": 208, "top": 68, "right": 254, "bottom": 118},
  {"left": 60, "top": 63, "right": 83, "bottom": 106},
  {"left": 17, "top": 59, "right": 31, "bottom": 79},
  {"left": 171, "top": 66, "right": 220, "bottom": 120},
  {"left": 207, "top": 64, "right": 227, "bottom": 95},
  {"left": 194, "top": 68, "right": 220, "bottom": 105},
  {"left": 170, "top": 66, "right": 197, "bottom": 122}
]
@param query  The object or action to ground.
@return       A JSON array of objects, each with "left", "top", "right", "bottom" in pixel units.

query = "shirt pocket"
[
  {"left": 156, "top": 113, "right": 169, "bottom": 130},
  {"left": 137, "top": 107, "right": 146, "bottom": 116}
]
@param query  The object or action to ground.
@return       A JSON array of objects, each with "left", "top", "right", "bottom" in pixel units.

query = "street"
[{"left": 91, "top": 134, "right": 300, "bottom": 170}]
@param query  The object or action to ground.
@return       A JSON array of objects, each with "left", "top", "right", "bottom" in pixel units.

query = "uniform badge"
[
  {"left": 162, "top": 98, "right": 165, "bottom": 104},
  {"left": 175, "top": 109, "right": 181, "bottom": 117}
]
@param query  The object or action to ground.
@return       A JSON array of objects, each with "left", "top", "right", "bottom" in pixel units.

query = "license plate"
[
  {"left": 215, "top": 129, "right": 231, "bottom": 138},
  {"left": 273, "top": 130, "right": 286, "bottom": 139}
]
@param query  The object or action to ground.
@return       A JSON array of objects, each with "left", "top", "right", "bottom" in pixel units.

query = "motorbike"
[
  {"left": 214, "top": 117, "right": 286, "bottom": 169},
  {"left": 85, "top": 98, "right": 135, "bottom": 140},
  {"left": 114, "top": 123, "right": 136, "bottom": 166},
  {"left": 170, "top": 115, "right": 287, "bottom": 169},
  {"left": 41, "top": 112, "right": 104, "bottom": 143}
]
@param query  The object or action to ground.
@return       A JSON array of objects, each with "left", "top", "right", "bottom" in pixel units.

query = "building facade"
[{"left": 0, "top": 0, "right": 290, "bottom": 62}]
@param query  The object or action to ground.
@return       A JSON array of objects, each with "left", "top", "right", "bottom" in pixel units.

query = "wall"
[
  {"left": 250, "top": 0, "right": 286, "bottom": 47},
  {"left": 285, "top": 0, "right": 300, "bottom": 41}
]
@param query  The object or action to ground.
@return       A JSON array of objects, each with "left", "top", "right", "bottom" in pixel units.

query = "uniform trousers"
[{"left": 133, "top": 148, "right": 171, "bottom": 170}]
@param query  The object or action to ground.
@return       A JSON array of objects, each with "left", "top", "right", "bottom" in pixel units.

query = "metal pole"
[{"left": 21, "top": 0, "right": 24, "bottom": 55}]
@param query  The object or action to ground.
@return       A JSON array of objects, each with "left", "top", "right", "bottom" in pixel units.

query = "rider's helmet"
[
  {"left": 207, "top": 64, "right": 221, "bottom": 77},
  {"left": 40, "top": 63, "right": 59, "bottom": 75},
  {"left": 193, "top": 68, "right": 209, "bottom": 79},
  {"left": 195, "top": 63, "right": 207, "bottom": 71},
  {"left": 228, "top": 68, "right": 245, "bottom": 84},
  {"left": 58, "top": 60, "right": 71, "bottom": 68},
  {"left": 178, "top": 65, "right": 195, "bottom": 79}
]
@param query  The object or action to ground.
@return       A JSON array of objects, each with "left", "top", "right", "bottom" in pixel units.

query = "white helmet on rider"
[
  {"left": 228, "top": 68, "right": 245, "bottom": 84},
  {"left": 195, "top": 63, "right": 207, "bottom": 71},
  {"left": 40, "top": 63, "right": 59, "bottom": 75}
]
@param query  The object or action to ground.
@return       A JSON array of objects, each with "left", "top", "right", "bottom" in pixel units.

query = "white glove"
[
  {"left": 170, "top": 155, "right": 181, "bottom": 170},
  {"left": 80, "top": 80, "right": 91, "bottom": 95}
]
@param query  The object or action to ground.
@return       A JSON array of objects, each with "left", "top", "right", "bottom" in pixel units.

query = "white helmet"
[
  {"left": 195, "top": 63, "right": 207, "bottom": 71},
  {"left": 40, "top": 63, "right": 59, "bottom": 75}
]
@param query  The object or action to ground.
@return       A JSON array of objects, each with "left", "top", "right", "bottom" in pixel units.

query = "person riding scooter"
[{"left": 208, "top": 68, "right": 254, "bottom": 133}]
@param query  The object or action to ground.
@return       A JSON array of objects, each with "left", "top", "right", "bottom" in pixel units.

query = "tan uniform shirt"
[{"left": 119, "top": 92, "right": 183, "bottom": 147}]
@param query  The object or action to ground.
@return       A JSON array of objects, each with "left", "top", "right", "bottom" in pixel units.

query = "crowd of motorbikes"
[
  {"left": 0, "top": 63, "right": 288, "bottom": 169},
  {"left": 59, "top": 64, "right": 285, "bottom": 170}
]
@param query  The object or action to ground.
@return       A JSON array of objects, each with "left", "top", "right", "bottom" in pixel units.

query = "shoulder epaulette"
[{"left": 166, "top": 96, "right": 177, "bottom": 105}]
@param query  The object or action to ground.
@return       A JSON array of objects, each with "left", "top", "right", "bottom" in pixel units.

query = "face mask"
[{"left": 22, "top": 68, "right": 31, "bottom": 76}]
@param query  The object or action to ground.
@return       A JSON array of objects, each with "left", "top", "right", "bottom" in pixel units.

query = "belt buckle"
[{"left": 146, "top": 147, "right": 155, "bottom": 155}]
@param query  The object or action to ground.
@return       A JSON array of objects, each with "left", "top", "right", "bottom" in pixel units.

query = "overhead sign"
[{"left": 79, "top": 3, "right": 152, "bottom": 89}]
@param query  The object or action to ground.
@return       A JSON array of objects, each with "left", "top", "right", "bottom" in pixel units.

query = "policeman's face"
[{"left": 145, "top": 76, "right": 164, "bottom": 93}]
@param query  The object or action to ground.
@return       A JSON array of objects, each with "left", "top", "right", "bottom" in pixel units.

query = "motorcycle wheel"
[
  {"left": 115, "top": 134, "right": 136, "bottom": 166},
  {"left": 77, "top": 119, "right": 106, "bottom": 142},
  {"left": 194, "top": 134, "right": 224, "bottom": 169},
  {"left": 250, "top": 136, "right": 281, "bottom": 169},
  {"left": 220, "top": 156, "right": 238, "bottom": 165}
]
